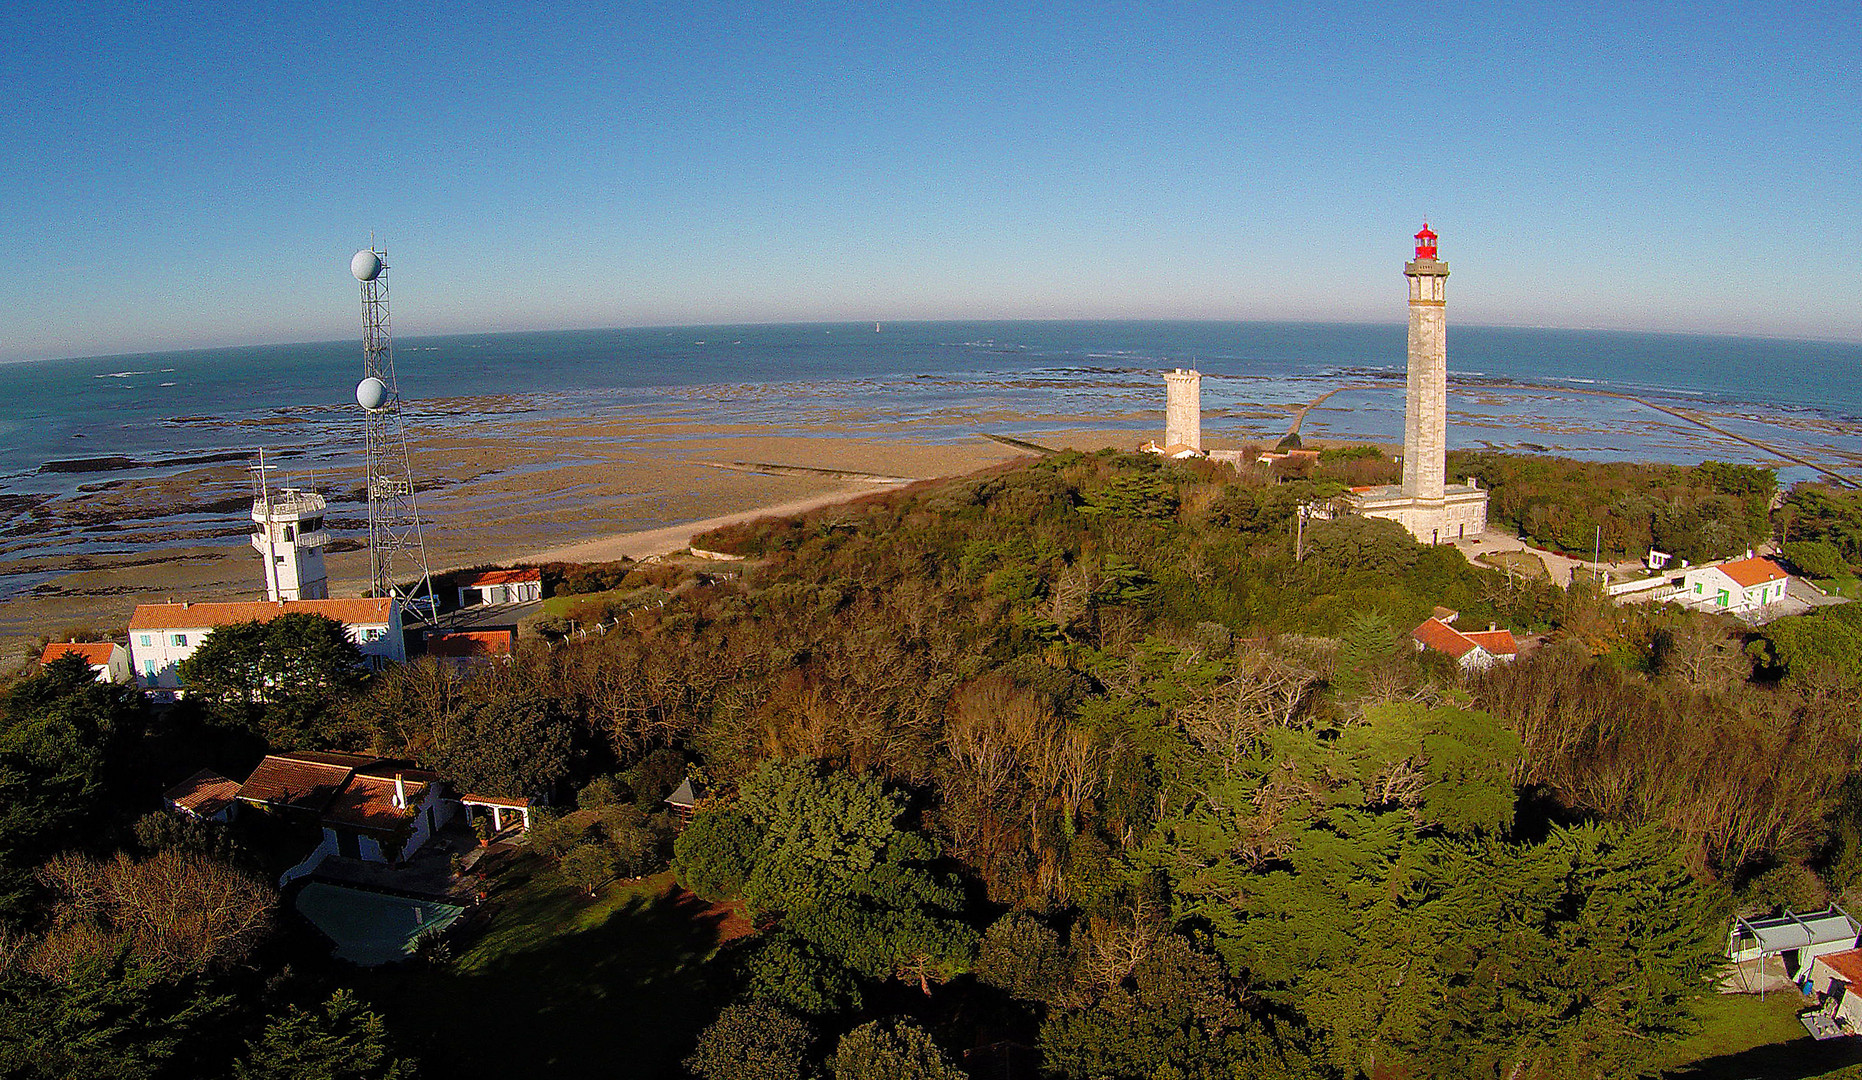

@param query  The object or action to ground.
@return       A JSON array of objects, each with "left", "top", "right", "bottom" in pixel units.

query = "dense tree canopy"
[
  {"left": 0, "top": 655, "right": 143, "bottom": 924},
  {"left": 177, "top": 613, "right": 362, "bottom": 747},
  {"left": 13, "top": 448, "right": 1848, "bottom": 1079},
  {"left": 1454, "top": 452, "right": 1773, "bottom": 561}
]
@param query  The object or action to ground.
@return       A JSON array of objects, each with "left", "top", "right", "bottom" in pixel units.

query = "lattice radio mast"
[{"left": 350, "top": 245, "right": 433, "bottom": 606}]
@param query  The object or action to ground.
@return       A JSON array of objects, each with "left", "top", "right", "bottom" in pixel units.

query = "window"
[
  {"left": 363, "top": 628, "right": 384, "bottom": 642},
  {"left": 138, "top": 634, "right": 151, "bottom": 647},
  {"left": 283, "top": 525, "right": 294, "bottom": 541},
  {"left": 143, "top": 660, "right": 156, "bottom": 677},
  {"left": 274, "top": 555, "right": 285, "bottom": 564},
  {"left": 171, "top": 633, "right": 188, "bottom": 647}
]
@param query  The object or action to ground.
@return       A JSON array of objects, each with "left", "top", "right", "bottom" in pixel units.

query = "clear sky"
[{"left": 2, "top": 1, "right": 1857, "bottom": 362}]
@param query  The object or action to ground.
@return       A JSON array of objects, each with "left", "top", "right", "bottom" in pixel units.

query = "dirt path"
[
  {"left": 1287, "top": 385, "right": 1382, "bottom": 440},
  {"left": 522, "top": 486, "right": 900, "bottom": 564}
]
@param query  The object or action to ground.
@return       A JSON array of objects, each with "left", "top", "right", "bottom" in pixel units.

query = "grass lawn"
[
  {"left": 1477, "top": 550, "right": 1550, "bottom": 580},
  {"left": 355, "top": 856, "right": 736, "bottom": 1080},
  {"left": 1658, "top": 993, "right": 1862, "bottom": 1079},
  {"left": 1813, "top": 575, "right": 1862, "bottom": 600},
  {"left": 541, "top": 586, "right": 665, "bottom": 618}
]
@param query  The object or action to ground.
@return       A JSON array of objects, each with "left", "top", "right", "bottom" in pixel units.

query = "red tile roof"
[
  {"left": 456, "top": 568, "right": 542, "bottom": 588},
  {"left": 129, "top": 598, "right": 394, "bottom": 631},
  {"left": 1821, "top": 948, "right": 1862, "bottom": 987},
  {"left": 39, "top": 641, "right": 118, "bottom": 666},
  {"left": 1718, "top": 557, "right": 1788, "bottom": 589},
  {"left": 1462, "top": 629, "right": 1519, "bottom": 656},
  {"left": 237, "top": 751, "right": 382, "bottom": 812},
  {"left": 1412, "top": 618, "right": 1518, "bottom": 661},
  {"left": 164, "top": 769, "right": 241, "bottom": 818},
  {"left": 426, "top": 629, "right": 515, "bottom": 657},
  {"left": 323, "top": 774, "right": 427, "bottom": 834},
  {"left": 1411, "top": 617, "right": 1479, "bottom": 660}
]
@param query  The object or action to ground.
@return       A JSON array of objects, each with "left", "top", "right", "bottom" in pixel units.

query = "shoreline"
[
  {"left": 519, "top": 484, "right": 907, "bottom": 565},
  {"left": 5, "top": 374, "right": 1858, "bottom": 668}
]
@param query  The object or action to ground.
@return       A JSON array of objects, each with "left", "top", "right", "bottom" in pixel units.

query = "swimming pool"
[{"left": 295, "top": 882, "right": 467, "bottom": 966}]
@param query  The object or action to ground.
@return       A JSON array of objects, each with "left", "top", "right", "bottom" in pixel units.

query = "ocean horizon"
[{"left": 5, "top": 318, "right": 1861, "bottom": 500}]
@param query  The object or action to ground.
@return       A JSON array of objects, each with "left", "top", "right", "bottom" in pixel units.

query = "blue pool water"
[{"left": 296, "top": 881, "right": 466, "bottom": 966}]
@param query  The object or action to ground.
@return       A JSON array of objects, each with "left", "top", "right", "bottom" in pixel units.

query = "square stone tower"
[{"left": 1164, "top": 368, "right": 1202, "bottom": 451}]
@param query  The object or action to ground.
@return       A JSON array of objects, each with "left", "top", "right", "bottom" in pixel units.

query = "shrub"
[
  {"left": 557, "top": 841, "right": 615, "bottom": 896},
  {"left": 1784, "top": 539, "right": 1848, "bottom": 580},
  {"left": 831, "top": 1018, "right": 964, "bottom": 1080},
  {"left": 685, "top": 1002, "right": 812, "bottom": 1080}
]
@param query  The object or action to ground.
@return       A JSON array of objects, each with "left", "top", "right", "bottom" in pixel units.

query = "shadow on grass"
[
  {"left": 362, "top": 867, "right": 731, "bottom": 1080},
  {"left": 1666, "top": 1035, "right": 1862, "bottom": 1080}
]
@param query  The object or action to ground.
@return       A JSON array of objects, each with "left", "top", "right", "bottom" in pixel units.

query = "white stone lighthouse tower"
[
  {"left": 1163, "top": 368, "right": 1202, "bottom": 452},
  {"left": 1347, "top": 225, "right": 1487, "bottom": 543},
  {"left": 1402, "top": 224, "right": 1448, "bottom": 502}
]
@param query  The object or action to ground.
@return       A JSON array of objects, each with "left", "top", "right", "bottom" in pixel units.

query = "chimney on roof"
[
  {"left": 1489, "top": 623, "right": 1497, "bottom": 632},
  {"left": 393, "top": 772, "right": 407, "bottom": 809}
]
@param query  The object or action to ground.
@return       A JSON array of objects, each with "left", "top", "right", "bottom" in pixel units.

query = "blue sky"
[{"left": 2, "top": 1, "right": 1857, "bottom": 362}]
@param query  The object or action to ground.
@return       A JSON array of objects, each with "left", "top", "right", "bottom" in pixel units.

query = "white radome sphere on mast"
[
  {"left": 351, "top": 249, "right": 383, "bottom": 282},
  {"left": 356, "top": 377, "right": 389, "bottom": 411}
]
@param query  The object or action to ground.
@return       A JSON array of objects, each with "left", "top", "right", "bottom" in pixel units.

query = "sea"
[{"left": 3, "top": 320, "right": 1860, "bottom": 588}]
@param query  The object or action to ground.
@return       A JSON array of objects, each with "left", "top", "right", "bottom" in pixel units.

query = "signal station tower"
[{"left": 250, "top": 451, "right": 330, "bottom": 601}]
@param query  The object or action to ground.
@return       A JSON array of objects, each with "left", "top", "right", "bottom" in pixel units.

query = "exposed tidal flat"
[{"left": 3, "top": 320, "right": 1860, "bottom": 660}]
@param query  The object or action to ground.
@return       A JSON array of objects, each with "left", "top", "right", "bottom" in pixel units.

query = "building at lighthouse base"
[{"left": 1344, "top": 481, "right": 1489, "bottom": 546}]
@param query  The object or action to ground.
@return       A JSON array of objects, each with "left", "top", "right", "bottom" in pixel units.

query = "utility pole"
[
  {"left": 1297, "top": 504, "right": 1308, "bottom": 562},
  {"left": 1593, "top": 524, "right": 1603, "bottom": 583}
]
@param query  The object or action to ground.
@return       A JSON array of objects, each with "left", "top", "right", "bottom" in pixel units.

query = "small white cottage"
[{"left": 1680, "top": 556, "right": 1789, "bottom": 613}]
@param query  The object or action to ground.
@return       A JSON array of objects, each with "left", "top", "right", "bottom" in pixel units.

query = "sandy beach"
[{"left": 0, "top": 411, "right": 1153, "bottom": 666}]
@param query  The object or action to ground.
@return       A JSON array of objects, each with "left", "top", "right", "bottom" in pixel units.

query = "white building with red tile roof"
[
  {"left": 454, "top": 567, "right": 543, "bottom": 607},
  {"left": 38, "top": 640, "right": 131, "bottom": 684},
  {"left": 127, "top": 597, "right": 405, "bottom": 693},
  {"left": 163, "top": 768, "right": 242, "bottom": 821},
  {"left": 234, "top": 750, "right": 458, "bottom": 880},
  {"left": 1806, "top": 948, "right": 1862, "bottom": 1035},
  {"left": 1680, "top": 556, "right": 1790, "bottom": 614},
  {"left": 1410, "top": 614, "right": 1519, "bottom": 673}
]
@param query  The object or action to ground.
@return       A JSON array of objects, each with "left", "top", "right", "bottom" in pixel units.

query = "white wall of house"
[
  {"left": 1459, "top": 647, "right": 1499, "bottom": 673},
  {"left": 1802, "top": 939, "right": 1861, "bottom": 975},
  {"left": 399, "top": 782, "right": 456, "bottom": 858},
  {"left": 458, "top": 579, "right": 543, "bottom": 607},
  {"left": 279, "top": 830, "right": 340, "bottom": 886},
  {"left": 326, "top": 782, "right": 458, "bottom": 866},
  {"left": 96, "top": 645, "right": 132, "bottom": 684},
  {"left": 1680, "top": 567, "right": 1788, "bottom": 612},
  {"left": 130, "top": 607, "right": 404, "bottom": 690},
  {"left": 1806, "top": 955, "right": 1862, "bottom": 1031}
]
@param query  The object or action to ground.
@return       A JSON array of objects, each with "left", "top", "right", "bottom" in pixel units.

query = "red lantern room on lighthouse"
[{"left": 1414, "top": 223, "right": 1439, "bottom": 260}]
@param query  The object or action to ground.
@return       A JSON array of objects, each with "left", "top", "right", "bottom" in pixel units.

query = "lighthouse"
[
  {"left": 1345, "top": 225, "right": 1487, "bottom": 544},
  {"left": 1402, "top": 224, "right": 1449, "bottom": 503}
]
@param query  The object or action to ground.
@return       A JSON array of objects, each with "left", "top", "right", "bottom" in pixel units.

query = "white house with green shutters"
[{"left": 1680, "top": 556, "right": 1790, "bottom": 613}]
